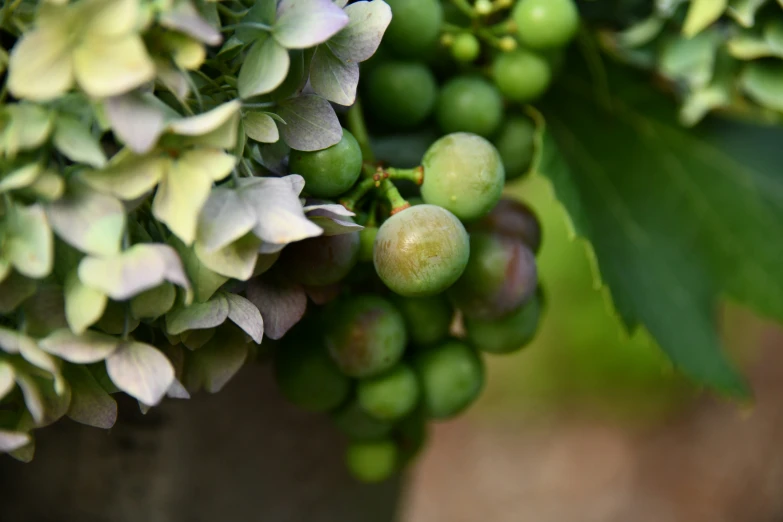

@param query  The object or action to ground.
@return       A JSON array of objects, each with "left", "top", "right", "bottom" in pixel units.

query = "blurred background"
[{"left": 398, "top": 174, "right": 783, "bottom": 522}]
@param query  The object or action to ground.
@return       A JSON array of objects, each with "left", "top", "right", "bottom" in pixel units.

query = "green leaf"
[
  {"left": 275, "top": 94, "right": 342, "bottom": 151},
  {"left": 94, "top": 300, "right": 140, "bottom": 335},
  {"left": 105, "top": 341, "right": 175, "bottom": 406},
  {"left": 166, "top": 294, "right": 230, "bottom": 335},
  {"left": 72, "top": 34, "right": 156, "bottom": 98},
  {"left": 727, "top": 0, "right": 766, "bottom": 27},
  {"left": 740, "top": 61, "right": 783, "bottom": 111},
  {"left": 22, "top": 170, "right": 65, "bottom": 201},
  {"left": 245, "top": 275, "right": 306, "bottom": 339},
  {"left": 273, "top": 0, "right": 348, "bottom": 49},
  {"left": 188, "top": 325, "right": 248, "bottom": 393},
  {"left": 1, "top": 104, "right": 54, "bottom": 157},
  {"left": 21, "top": 284, "right": 68, "bottom": 337},
  {"left": 683, "top": 0, "right": 727, "bottom": 37},
  {"left": 540, "top": 65, "right": 783, "bottom": 395},
  {"left": 659, "top": 30, "right": 721, "bottom": 88},
  {"left": 181, "top": 328, "right": 216, "bottom": 350},
  {"left": 64, "top": 269, "right": 108, "bottom": 335},
  {"left": 46, "top": 184, "right": 126, "bottom": 256},
  {"left": 5, "top": 203, "right": 53, "bottom": 279},
  {"left": 170, "top": 237, "right": 228, "bottom": 303},
  {"left": 80, "top": 152, "right": 166, "bottom": 200},
  {"left": 224, "top": 292, "right": 264, "bottom": 343},
  {"left": 153, "top": 150, "right": 235, "bottom": 245},
  {"left": 309, "top": 45, "right": 359, "bottom": 106},
  {"left": 130, "top": 283, "right": 177, "bottom": 319},
  {"left": 104, "top": 93, "right": 167, "bottom": 154},
  {"left": 0, "top": 163, "right": 42, "bottom": 193},
  {"left": 15, "top": 372, "right": 70, "bottom": 427},
  {"left": 64, "top": 365, "right": 117, "bottom": 429},
  {"left": 194, "top": 233, "right": 262, "bottom": 280},
  {"left": 235, "top": 0, "right": 276, "bottom": 43},
  {"left": 327, "top": 0, "right": 391, "bottom": 62},
  {"left": 0, "top": 361, "right": 16, "bottom": 401},
  {"left": 39, "top": 329, "right": 119, "bottom": 364},
  {"left": 53, "top": 116, "right": 106, "bottom": 168},
  {"left": 0, "top": 271, "right": 36, "bottom": 314},
  {"left": 243, "top": 112, "right": 280, "bottom": 143},
  {"left": 197, "top": 187, "right": 258, "bottom": 252},
  {"left": 78, "top": 243, "right": 191, "bottom": 301},
  {"left": 159, "top": 0, "right": 222, "bottom": 45},
  {"left": 238, "top": 36, "right": 291, "bottom": 99}
]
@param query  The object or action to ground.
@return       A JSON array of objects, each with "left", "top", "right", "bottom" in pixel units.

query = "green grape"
[
  {"left": 436, "top": 77, "right": 504, "bottom": 137},
  {"left": 325, "top": 295, "right": 408, "bottom": 377},
  {"left": 420, "top": 133, "right": 505, "bottom": 222},
  {"left": 395, "top": 408, "right": 429, "bottom": 463},
  {"left": 392, "top": 295, "right": 453, "bottom": 346},
  {"left": 449, "top": 232, "right": 538, "bottom": 320},
  {"left": 413, "top": 340, "right": 485, "bottom": 419},
  {"left": 471, "top": 198, "right": 543, "bottom": 253},
  {"left": 359, "top": 226, "right": 378, "bottom": 263},
  {"left": 364, "top": 61, "right": 438, "bottom": 129},
  {"left": 491, "top": 49, "right": 551, "bottom": 102},
  {"left": 492, "top": 116, "right": 537, "bottom": 181},
  {"left": 357, "top": 364, "right": 419, "bottom": 421},
  {"left": 374, "top": 205, "right": 470, "bottom": 297},
  {"left": 281, "top": 231, "right": 360, "bottom": 286},
  {"left": 451, "top": 33, "right": 481, "bottom": 63},
  {"left": 332, "top": 399, "right": 394, "bottom": 441},
  {"left": 288, "top": 129, "right": 362, "bottom": 198},
  {"left": 465, "top": 291, "right": 542, "bottom": 354},
  {"left": 345, "top": 440, "right": 398, "bottom": 483},
  {"left": 513, "top": 0, "right": 580, "bottom": 50},
  {"left": 273, "top": 327, "right": 351, "bottom": 412},
  {"left": 384, "top": 0, "right": 443, "bottom": 58}
]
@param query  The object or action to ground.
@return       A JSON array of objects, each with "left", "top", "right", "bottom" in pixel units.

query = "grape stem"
[
  {"left": 340, "top": 178, "right": 377, "bottom": 211},
  {"left": 385, "top": 166, "right": 424, "bottom": 185},
  {"left": 346, "top": 98, "right": 375, "bottom": 164},
  {"left": 449, "top": 0, "right": 477, "bottom": 18},
  {"left": 379, "top": 179, "right": 410, "bottom": 214}
]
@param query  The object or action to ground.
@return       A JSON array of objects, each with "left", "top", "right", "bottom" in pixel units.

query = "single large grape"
[
  {"left": 420, "top": 133, "right": 505, "bottom": 222},
  {"left": 325, "top": 295, "right": 407, "bottom": 377},
  {"left": 288, "top": 129, "right": 362, "bottom": 198},
  {"left": 450, "top": 232, "right": 538, "bottom": 320},
  {"left": 384, "top": 0, "right": 443, "bottom": 58},
  {"left": 373, "top": 205, "right": 470, "bottom": 297},
  {"left": 331, "top": 399, "right": 394, "bottom": 441},
  {"left": 513, "top": 0, "right": 580, "bottom": 50},
  {"left": 281, "top": 230, "right": 360, "bottom": 287},
  {"left": 491, "top": 50, "right": 551, "bottom": 102},
  {"left": 357, "top": 364, "right": 420, "bottom": 421},
  {"left": 436, "top": 77, "right": 503, "bottom": 137},
  {"left": 451, "top": 33, "right": 480, "bottom": 63},
  {"left": 465, "top": 291, "right": 542, "bottom": 354},
  {"left": 345, "top": 440, "right": 398, "bottom": 483},
  {"left": 471, "top": 198, "right": 543, "bottom": 253},
  {"left": 392, "top": 295, "right": 453, "bottom": 346},
  {"left": 273, "top": 327, "right": 351, "bottom": 412},
  {"left": 492, "top": 116, "right": 537, "bottom": 181},
  {"left": 364, "top": 61, "right": 438, "bottom": 129},
  {"left": 413, "top": 340, "right": 485, "bottom": 419}
]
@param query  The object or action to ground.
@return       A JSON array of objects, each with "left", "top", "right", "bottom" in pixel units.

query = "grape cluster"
[{"left": 269, "top": 0, "right": 579, "bottom": 483}]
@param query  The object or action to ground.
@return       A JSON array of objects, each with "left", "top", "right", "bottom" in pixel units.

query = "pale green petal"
[
  {"left": 64, "top": 269, "right": 107, "bottom": 334},
  {"left": 84, "top": 0, "right": 140, "bottom": 37},
  {"left": 73, "top": 34, "right": 155, "bottom": 98},
  {"left": 79, "top": 154, "right": 165, "bottom": 200},
  {"left": 152, "top": 159, "right": 213, "bottom": 245},
  {"left": 178, "top": 148, "right": 235, "bottom": 181},
  {"left": 7, "top": 27, "right": 74, "bottom": 101},
  {"left": 167, "top": 101, "right": 241, "bottom": 137}
]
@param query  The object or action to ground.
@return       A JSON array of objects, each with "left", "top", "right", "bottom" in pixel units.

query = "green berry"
[
  {"left": 325, "top": 295, "right": 407, "bottom": 377},
  {"left": 393, "top": 295, "right": 453, "bottom": 346},
  {"left": 357, "top": 364, "right": 419, "bottom": 421},
  {"left": 374, "top": 205, "right": 470, "bottom": 297},
  {"left": 512, "top": 0, "right": 580, "bottom": 50},
  {"left": 492, "top": 116, "right": 537, "bottom": 181},
  {"left": 436, "top": 76, "right": 504, "bottom": 137},
  {"left": 413, "top": 340, "right": 485, "bottom": 419},
  {"left": 332, "top": 400, "right": 394, "bottom": 441},
  {"left": 365, "top": 61, "right": 438, "bottom": 130},
  {"left": 346, "top": 440, "right": 398, "bottom": 483},
  {"left": 288, "top": 129, "right": 363, "bottom": 198},
  {"left": 421, "top": 133, "right": 505, "bottom": 222},
  {"left": 274, "top": 327, "right": 351, "bottom": 412},
  {"left": 384, "top": 0, "right": 444, "bottom": 58},
  {"left": 491, "top": 49, "right": 551, "bottom": 102},
  {"left": 358, "top": 226, "right": 378, "bottom": 263},
  {"left": 466, "top": 291, "right": 542, "bottom": 354},
  {"left": 451, "top": 33, "right": 480, "bottom": 63},
  {"left": 471, "top": 198, "right": 542, "bottom": 253}
]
